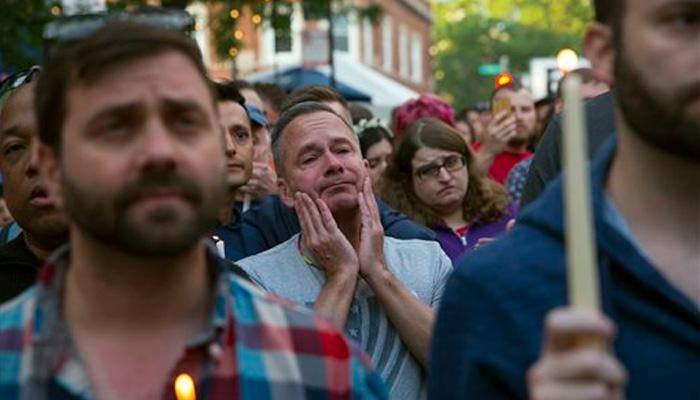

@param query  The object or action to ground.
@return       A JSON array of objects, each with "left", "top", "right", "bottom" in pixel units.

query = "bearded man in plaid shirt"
[{"left": 0, "top": 21, "right": 386, "bottom": 400}]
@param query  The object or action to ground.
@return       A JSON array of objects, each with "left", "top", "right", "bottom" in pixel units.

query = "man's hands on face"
[
  {"left": 294, "top": 178, "right": 387, "bottom": 281},
  {"left": 482, "top": 110, "right": 518, "bottom": 155},
  {"left": 294, "top": 192, "right": 358, "bottom": 281},
  {"left": 528, "top": 308, "right": 628, "bottom": 400},
  {"left": 239, "top": 161, "right": 278, "bottom": 200},
  {"left": 357, "top": 178, "right": 387, "bottom": 280}
]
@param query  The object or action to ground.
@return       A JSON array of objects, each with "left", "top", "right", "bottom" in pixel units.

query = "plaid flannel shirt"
[{"left": 0, "top": 245, "right": 387, "bottom": 399}]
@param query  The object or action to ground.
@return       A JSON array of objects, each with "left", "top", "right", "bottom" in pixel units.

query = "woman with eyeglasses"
[{"left": 380, "top": 117, "right": 516, "bottom": 263}]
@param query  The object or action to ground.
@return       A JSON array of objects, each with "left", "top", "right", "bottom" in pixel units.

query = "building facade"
[{"left": 192, "top": 0, "right": 433, "bottom": 94}]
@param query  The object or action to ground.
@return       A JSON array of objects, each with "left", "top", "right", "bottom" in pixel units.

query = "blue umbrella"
[{"left": 274, "top": 67, "right": 371, "bottom": 102}]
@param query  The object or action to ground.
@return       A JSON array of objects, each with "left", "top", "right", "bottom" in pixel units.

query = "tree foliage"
[
  {"left": 0, "top": 0, "right": 380, "bottom": 73},
  {"left": 433, "top": 0, "right": 593, "bottom": 109}
]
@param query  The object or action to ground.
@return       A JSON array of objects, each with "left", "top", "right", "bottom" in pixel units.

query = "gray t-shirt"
[{"left": 237, "top": 234, "right": 453, "bottom": 400}]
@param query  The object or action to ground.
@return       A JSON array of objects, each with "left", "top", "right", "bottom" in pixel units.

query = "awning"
[
  {"left": 248, "top": 66, "right": 371, "bottom": 102},
  {"left": 245, "top": 53, "right": 419, "bottom": 108}
]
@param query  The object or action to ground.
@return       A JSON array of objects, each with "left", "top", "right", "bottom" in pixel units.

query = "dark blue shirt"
[
  {"left": 226, "top": 195, "right": 436, "bottom": 261},
  {"left": 429, "top": 138, "right": 700, "bottom": 399}
]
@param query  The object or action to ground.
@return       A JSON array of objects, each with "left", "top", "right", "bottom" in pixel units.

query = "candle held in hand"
[
  {"left": 175, "top": 373, "right": 196, "bottom": 400},
  {"left": 562, "top": 74, "right": 601, "bottom": 311}
]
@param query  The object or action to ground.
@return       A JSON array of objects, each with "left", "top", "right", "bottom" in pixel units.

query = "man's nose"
[
  {"left": 139, "top": 119, "right": 178, "bottom": 170},
  {"left": 25, "top": 140, "right": 40, "bottom": 177},
  {"left": 323, "top": 152, "right": 344, "bottom": 174},
  {"left": 223, "top": 128, "right": 236, "bottom": 157}
]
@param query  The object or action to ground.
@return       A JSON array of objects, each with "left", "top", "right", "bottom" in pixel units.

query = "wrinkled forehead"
[
  {"left": 285, "top": 110, "right": 357, "bottom": 148},
  {"left": 0, "top": 82, "right": 37, "bottom": 134},
  {"left": 218, "top": 100, "right": 250, "bottom": 128}
]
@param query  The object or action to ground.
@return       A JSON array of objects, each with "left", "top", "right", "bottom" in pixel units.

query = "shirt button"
[{"left": 208, "top": 343, "right": 222, "bottom": 360}]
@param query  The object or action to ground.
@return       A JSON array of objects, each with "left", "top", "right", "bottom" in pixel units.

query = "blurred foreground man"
[
  {"left": 0, "top": 22, "right": 385, "bottom": 400},
  {"left": 430, "top": 0, "right": 700, "bottom": 399},
  {"left": 0, "top": 70, "right": 68, "bottom": 302}
]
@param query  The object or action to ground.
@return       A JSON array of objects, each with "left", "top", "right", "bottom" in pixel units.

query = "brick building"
[{"left": 189, "top": 0, "right": 433, "bottom": 109}]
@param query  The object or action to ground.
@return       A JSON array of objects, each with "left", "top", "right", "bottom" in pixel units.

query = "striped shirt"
[{"left": 0, "top": 246, "right": 387, "bottom": 400}]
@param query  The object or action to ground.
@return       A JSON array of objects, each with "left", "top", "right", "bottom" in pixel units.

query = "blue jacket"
[
  {"left": 429, "top": 139, "right": 700, "bottom": 399},
  {"left": 226, "top": 196, "right": 436, "bottom": 261}
]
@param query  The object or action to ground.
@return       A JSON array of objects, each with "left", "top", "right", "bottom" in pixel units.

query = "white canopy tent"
[{"left": 245, "top": 52, "right": 419, "bottom": 119}]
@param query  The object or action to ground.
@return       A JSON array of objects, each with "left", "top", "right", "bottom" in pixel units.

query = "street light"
[{"left": 557, "top": 48, "right": 579, "bottom": 74}]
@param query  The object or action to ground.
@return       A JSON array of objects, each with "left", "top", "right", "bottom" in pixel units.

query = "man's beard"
[
  {"left": 62, "top": 168, "right": 225, "bottom": 257},
  {"left": 615, "top": 47, "right": 700, "bottom": 163}
]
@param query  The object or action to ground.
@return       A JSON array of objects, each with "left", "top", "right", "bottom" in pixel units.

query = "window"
[
  {"left": 275, "top": 28, "right": 292, "bottom": 52},
  {"left": 411, "top": 33, "right": 423, "bottom": 83},
  {"left": 274, "top": 4, "right": 293, "bottom": 53},
  {"left": 332, "top": 14, "right": 349, "bottom": 52},
  {"left": 399, "top": 25, "right": 408, "bottom": 78},
  {"left": 382, "top": 15, "right": 393, "bottom": 72},
  {"left": 362, "top": 18, "right": 374, "bottom": 65}
]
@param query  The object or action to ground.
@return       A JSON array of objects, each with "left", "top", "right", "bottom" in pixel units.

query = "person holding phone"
[{"left": 473, "top": 81, "right": 537, "bottom": 184}]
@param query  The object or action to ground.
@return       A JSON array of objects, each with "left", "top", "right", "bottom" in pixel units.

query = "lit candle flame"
[{"left": 174, "top": 373, "right": 196, "bottom": 400}]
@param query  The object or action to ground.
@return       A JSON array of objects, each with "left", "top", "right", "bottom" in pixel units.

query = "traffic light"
[{"left": 494, "top": 72, "right": 514, "bottom": 89}]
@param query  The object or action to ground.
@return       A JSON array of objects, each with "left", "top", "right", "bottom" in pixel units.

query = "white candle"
[
  {"left": 562, "top": 74, "right": 600, "bottom": 311},
  {"left": 242, "top": 194, "right": 251, "bottom": 213},
  {"left": 212, "top": 235, "right": 225, "bottom": 259}
]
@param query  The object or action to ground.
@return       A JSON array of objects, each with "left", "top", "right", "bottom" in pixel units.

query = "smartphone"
[{"left": 492, "top": 98, "right": 512, "bottom": 117}]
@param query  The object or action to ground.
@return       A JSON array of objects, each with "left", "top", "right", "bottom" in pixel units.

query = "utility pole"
[{"left": 327, "top": 0, "right": 336, "bottom": 89}]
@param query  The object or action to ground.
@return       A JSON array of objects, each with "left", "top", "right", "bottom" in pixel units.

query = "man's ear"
[
  {"left": 38, "top": 143, "right": 63, "bottom": 209},
  {"left": 583, "top": 22, "right": 615, "bottom": 86},
  {"left": 277, "top": 177, "right": 295, "bottom": 208}
]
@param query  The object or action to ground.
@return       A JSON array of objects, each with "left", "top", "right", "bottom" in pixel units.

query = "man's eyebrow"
[
  {"left": 330, "top": 137, "right": 354, "bottom": 146},
  {"left": 85, "top": 102, "right": 144, "bottom": 128},
  {"left": 0, "top": 126, "right": 28, "bottom": 142},
  {"left": 297, "top": 142, "right": 321, "bottom": 155},
  {"left": 161, "top": 97, "right": 210, "bottom": 116},
  {"left": 227, "top": 123, "right": 250, "bottom": 132}
]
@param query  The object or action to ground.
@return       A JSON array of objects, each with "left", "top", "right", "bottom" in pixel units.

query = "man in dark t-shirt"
[
  {"left": 520, "top": 91, "right": 615, "bottom": 207},
  {"left": 0, "top": 70, "right": 68, "bottom": 302}
]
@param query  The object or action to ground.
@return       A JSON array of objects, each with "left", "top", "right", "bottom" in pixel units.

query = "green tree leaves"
[{"left": 432, "top": 0, "right": 592, "bottom": 109}]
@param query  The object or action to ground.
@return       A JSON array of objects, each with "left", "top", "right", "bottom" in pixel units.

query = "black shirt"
[
  {"left": 520, "top": 91, "right": 616, "bottom": 207},
  {"left": 0, "top": 233, "right": 41, "bottom": 303}
]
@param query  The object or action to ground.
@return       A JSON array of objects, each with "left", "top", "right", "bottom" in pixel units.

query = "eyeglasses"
[
  {"left": 414, "top": 155, "right": 466, "bottom": 180},
  {"left": 0, "top": 66, "right": 41, "bottom": 103}
]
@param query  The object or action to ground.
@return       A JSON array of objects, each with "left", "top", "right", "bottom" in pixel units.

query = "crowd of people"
[{"left": 0, "top": 0, "right": 697, "bottom": 399}]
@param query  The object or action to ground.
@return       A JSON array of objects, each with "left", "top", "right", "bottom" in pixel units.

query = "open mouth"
[{"left": 29, "top": 186, "right": 54, "bottom": 208}]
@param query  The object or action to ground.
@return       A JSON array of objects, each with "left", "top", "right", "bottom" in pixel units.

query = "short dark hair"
[
  {"left": 490, "top": 80, "right": 526, "bottom": 104},
  {"left": 230, "top": 79, "right": 255, "bottom": 93},
  {"left": 281, "top": 85, "right": 348, "bottom": 113},
  {"left": 358, "top": 126, "right": 393, "bottom": 158},
  {"left": 272, "top": 101, "right": 353, "bottom": 176},
  {"left": 35, "top": 21, "right": 213, "bottom": 150},
  {"left": 593, "top": 0, "right": 624, "bottom": 24},
  {"left": 349, "top": 103, "right": 374, "bottom": 125},
  {"left": 555, "top": 68, "right": 599, "bottom": 99},
  {"left": 253, "top": 82, "right": 287, "bottom": 112},
  {"left": 214, "top": 80, "right": 246, "bottom": 108}
]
